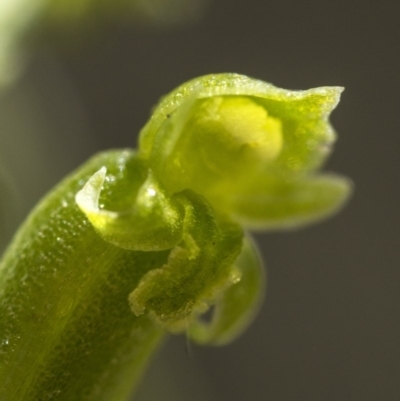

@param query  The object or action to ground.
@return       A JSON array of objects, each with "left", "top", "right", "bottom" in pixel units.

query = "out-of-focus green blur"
[
  {"left": 0, "top": 0, "right": 45, "bottom": 85},
  {"left": 46, "top": 0, "right": 206, "bottom": 25},
  {"left": 0, "top": 0, "right": 207, "bottom": 86}
]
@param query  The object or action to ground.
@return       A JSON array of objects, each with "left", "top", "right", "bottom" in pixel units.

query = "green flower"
[
  {"left": 139, "top": 73, "right": 352, "bottom": 229},
  {"left": 0, "top": 74, "right": 351, "bottom": 401}
]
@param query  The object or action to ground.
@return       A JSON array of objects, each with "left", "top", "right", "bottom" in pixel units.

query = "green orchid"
[
  {"left": 140, "top": 73, "right": 351, "bottom": 229},
  {"left": 0, "top": 73, "right": 351, "bottom": 401}
]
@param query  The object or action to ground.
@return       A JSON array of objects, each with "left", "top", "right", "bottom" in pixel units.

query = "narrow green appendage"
[{"left": 0, "top": 73, "right": 351, "bottom": 400}]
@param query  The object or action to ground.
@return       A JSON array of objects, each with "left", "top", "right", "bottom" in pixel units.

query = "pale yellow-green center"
[
  {"left": 189, "top": 96, "right": 283, "bottom": 178},
  {"left": 156, "top": 96, "right": 284, "bottom": 197},
  {"left": 211, "top": 96, "right": 282, "bottom": 161}
]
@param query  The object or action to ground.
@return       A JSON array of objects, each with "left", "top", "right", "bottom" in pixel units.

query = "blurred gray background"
[{"left": 0, "top": 0, "right": 399, "bottom": 400}]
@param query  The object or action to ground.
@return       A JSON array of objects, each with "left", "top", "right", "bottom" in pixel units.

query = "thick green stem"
[{"left": 0, "top": 150, "right": 166, "bottom": 401}]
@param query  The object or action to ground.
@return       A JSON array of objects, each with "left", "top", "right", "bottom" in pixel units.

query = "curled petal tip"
[{"left": 75, "top": 166, "right": 116, "bottom": 219}]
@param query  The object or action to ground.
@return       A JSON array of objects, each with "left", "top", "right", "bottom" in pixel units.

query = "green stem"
[{"left": 0, "top": 150, "right": 166, "bottom": 401}]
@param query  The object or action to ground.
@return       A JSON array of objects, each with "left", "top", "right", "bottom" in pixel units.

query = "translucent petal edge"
[{"left": 232, "top": 174, "right": 353, "bottom": 231}]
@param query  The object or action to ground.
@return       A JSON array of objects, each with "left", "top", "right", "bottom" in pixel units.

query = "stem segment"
[{"left": 0, "top": 150, "right": 166, "bottom": 401}]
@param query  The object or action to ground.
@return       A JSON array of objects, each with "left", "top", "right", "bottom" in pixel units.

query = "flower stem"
[{"left": 0, "top": 150, "right": 167, "bottom": 401}]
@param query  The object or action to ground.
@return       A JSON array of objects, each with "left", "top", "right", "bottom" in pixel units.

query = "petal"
[
  {"left": 226, "top": 174, "right": 353, "bottom": 230},
  {"left": 76, "top": 152, "right": 184, "bottom": 251},
  {"left": 138, "top": 73, "right": 344, "bottom": 203},
  {"left": 128, "top": 190, "right": 244, "bottom": 330},
  {"left": 189, "top": 237, "right": 265, "bottom": 345}
]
